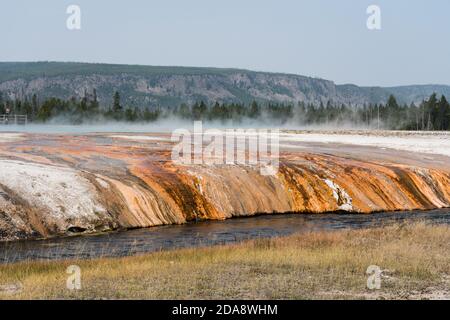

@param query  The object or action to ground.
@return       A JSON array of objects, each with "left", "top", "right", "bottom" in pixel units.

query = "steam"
[{"left": 0, "top": 115, "right": 382, "bottom": 134}]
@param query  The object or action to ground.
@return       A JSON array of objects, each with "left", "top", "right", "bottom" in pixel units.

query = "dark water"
[{"left": 1, "top": 209, "right": 449, "bottom": 264}]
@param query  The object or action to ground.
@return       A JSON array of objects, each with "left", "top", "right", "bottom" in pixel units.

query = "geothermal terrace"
[{"left": 0, "top": 130, "right": 450, "bottom": 241}]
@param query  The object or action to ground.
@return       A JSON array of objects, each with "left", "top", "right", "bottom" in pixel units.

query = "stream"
[{"left": 1, "top": 209, "right": 449, "bottom": 264}]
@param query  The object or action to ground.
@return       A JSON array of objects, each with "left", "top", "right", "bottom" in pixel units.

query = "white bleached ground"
[
  {"left": 109, "top": 131, "right": 450, "bottom": 157},
  {"left": 0, "top": 159, "right": 105, "bottom": 220},
  {"left": 280, "top": 131, "right": 450, "bottom": 157},
  {"left": 0, "top": 133, "right": 25, "bottom": 143},
  {"left": 323, "top": 179, "right": 353, "bottom": 211}
]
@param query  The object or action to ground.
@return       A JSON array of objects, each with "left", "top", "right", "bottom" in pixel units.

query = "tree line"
[{"left": 1, "top": 90, "right": 450, "bottom": 130}]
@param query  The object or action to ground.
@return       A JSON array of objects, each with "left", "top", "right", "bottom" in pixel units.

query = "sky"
[{"left": 0, "top": 0, "right": 449, "bottom": 87}]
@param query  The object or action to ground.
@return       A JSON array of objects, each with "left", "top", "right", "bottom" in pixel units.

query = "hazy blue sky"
[{"left": 1, "top": 0, "right": 449, "bottom": 86}]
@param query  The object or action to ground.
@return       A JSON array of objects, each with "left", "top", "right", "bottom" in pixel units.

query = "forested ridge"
[{"left": 1, "top": 90, "right": 449, "bottom": 130}]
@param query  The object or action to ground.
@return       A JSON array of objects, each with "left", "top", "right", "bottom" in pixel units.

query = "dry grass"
[{"left": 0, "top": 221, "right": 449, "bottom": 300}]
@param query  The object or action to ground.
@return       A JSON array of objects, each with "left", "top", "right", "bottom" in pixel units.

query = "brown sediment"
[{"left": 0, "top": 132, "right": 449, "bottom": 241}]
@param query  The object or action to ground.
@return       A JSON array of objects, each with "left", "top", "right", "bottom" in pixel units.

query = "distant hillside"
[{"left": 1, "top": 62, "right": 449, "bottom": 108}]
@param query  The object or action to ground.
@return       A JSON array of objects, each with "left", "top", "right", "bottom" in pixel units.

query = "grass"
[{"left": 0, "top": 221, "right": 449, "bottom": 300}]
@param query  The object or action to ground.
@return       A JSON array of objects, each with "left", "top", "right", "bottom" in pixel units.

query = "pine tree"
[
  {"left": 426, "top": 93, "right": 438, "bottom": 130},
  {"left": 438, "top": 95, "right": 450, "bottom": 130},
  {"left": 210, "top": 102, "right": 221, "bottom": 120},
  {"left": 192, "top": 101, "right": 208, "bottom": 120},
  {"left": 113, "top": 91, "right": 122, "bottom": 113},
  {"left": 31, "top": 94, "right": 39, "bottom": 120},
  {"left": 0, "top": 92, "right": 4, "bottom": 114},
  {"left": 125, "top": 107, "right": 135, "bottom": 121},
  {"left": 90, "top": 89, "right": 99, "bottom": 112},
  {"left": 248, "top": 101, "right": 260, "bottom": 118}
]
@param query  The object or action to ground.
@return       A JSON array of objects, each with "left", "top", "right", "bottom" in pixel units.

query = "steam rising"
[{"left": 0, "top": 116, "right": 381, "bottom": 134}]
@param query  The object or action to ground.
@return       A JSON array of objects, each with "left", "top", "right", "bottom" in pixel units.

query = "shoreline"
[
  {"left": 1, "top": 209, "right": 449, "bottom": 265},
  {"left": 1, "top": 206, "right": 450, "bottom": 244},
  {"left": 1, "top": 221, "right": 449, "bottom": 300}
]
